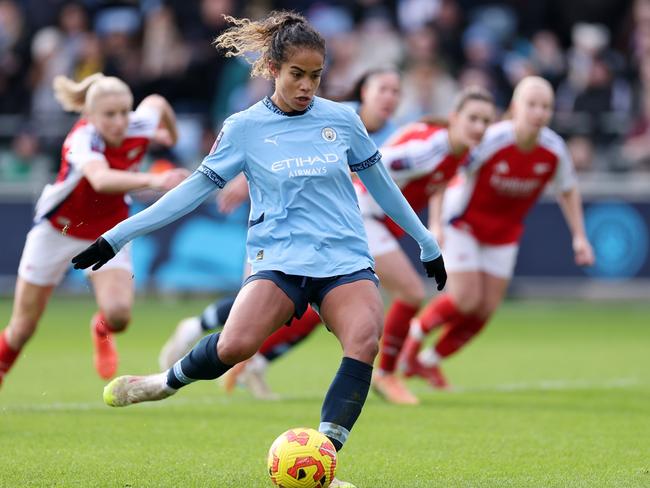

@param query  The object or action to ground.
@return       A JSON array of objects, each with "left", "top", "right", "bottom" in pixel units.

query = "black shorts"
[{"left": 242, "top": 268, "right": 379, "bottom": 321}]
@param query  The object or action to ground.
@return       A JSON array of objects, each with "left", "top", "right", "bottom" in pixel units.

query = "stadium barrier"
[{"left": 1, "top": 176, "right": 649, "bottom": 299}]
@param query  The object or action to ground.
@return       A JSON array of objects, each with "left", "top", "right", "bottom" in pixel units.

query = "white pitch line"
[
  {"left": 0, "top": 378, "right": 644, "bottom": 413},
  {"left": 427, "top": 377, "right": 642, "bottom": 394}
]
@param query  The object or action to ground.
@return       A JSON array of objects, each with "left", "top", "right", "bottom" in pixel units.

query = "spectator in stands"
[{"left": 0, "top": 0, "right": 31, "bottom": 115}]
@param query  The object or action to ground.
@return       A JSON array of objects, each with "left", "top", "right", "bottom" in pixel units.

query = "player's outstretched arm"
[
  {"left": 72, "top": 171, "right": 218, "bottom": 270},
  {"left": 357, "top": 161, "right": 447, "bottom": 290}
]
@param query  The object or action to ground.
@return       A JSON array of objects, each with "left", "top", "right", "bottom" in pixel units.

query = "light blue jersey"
[
  {"left": 101, "top": 97, "right": 440, "bottom": 279},
  {"left": 199, "top": 96, "right": 380, "bottom": 277}
]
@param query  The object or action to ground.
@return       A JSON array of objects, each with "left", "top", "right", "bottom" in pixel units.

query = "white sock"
[
  {"left": 248, "top": 353, "right": 269, "bottom": 373},
  {"left": 409, "top": 319, "right": 425, "bottom": 341},
  {"left": 418, "top": 348, "right": 440, "bottom": 367}
]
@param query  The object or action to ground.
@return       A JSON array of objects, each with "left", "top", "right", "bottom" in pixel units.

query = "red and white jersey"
[
  {"left": 356, "top": 122, "right": 466, "bottom": 238},
  {"left": 34, "top": 106, "right": 160, "bottom": 240},
  {"left": 447, "top": 120, "right": 577, "bottom": 245}
]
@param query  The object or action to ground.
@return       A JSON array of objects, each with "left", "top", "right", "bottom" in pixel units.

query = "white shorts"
[
  {"left": 363, "top": 217, "right": 400, "bottom": 257},
  {"left": 443, "top": 225, "right": 518, "bottom": 279},
  {"left": 18, "top": 220, "right": 132, "bottom": 286}
]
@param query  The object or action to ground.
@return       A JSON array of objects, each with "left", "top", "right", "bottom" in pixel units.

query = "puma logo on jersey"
[{"left": 264, "top": 136, "right": 279, "bottom": 146}]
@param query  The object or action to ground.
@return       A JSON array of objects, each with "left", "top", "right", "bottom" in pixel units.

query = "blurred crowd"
[{"left": 0, "top": 0, "right": 647, "bottom": 183}]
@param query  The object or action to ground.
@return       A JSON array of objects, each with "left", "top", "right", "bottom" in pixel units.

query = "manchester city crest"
[{"left": 321, "top": 127, "right": 337, "bottom": 142}]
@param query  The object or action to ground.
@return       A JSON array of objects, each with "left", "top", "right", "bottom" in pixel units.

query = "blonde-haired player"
[
  {"left": 400, "top": 76, "right": 595, "bottom": 388},
  {"left": 0, "top": 73, "right": 187, "bottom": 387}
]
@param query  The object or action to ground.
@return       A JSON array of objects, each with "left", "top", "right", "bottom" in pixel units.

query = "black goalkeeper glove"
[
  {"left": 71, "top": 237, "right": 116, "bottom": 271},
  {"left": 422, "top": 254, "right": 447, "bottom": 291}
]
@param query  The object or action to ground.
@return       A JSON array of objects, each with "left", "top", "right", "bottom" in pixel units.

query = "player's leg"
[
  {"left": 427, "top": 243, "right": 516, "bottom": 364},
  {"left": 104, "top": 276, "right": 296, "bottom": 406},
  {"left": 400, "top": 270, "right": 481, "bottom": 388},
  {"left": 1, "top": 221, "right": 72, "bottom": 387},
  {"left": 406, "top": 224, "right": 483, "bottom": 335},
  {"left": 160, "top": 263, "right": 246, "bottom": 370},
  {"left": 372, "top": 247, "right": 424, "bottom": 404},
  {"left": 429, "top": 272, "right": 509, "bottom": 363},
  {"left": 0, "top": 278, "right": 54, "bottom": 387},
  {"left": 224, "top": 306, "right": 322, "bottom": 399},
  {"left": 159, "top": 295, "right": 236, "bottom": 370},
  {"left": 416, "top": 243, "right": 517, "bottom": 387},
  {"left": 89, "top": 268, "right": 134, "bottom": 379},
  {"left": 400, "top": 225, "right": 482, "bottom": 382},
  {"left": 316, "top": 273, "right": 383, "bottom": 452},
  {"left": 258, "top": 306, "right": 322, "bottom": 361}
]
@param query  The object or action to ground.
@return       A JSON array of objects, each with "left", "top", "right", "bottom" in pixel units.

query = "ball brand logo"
[{"left": 321, "top": 127, "right": 337, "bottom": 142}]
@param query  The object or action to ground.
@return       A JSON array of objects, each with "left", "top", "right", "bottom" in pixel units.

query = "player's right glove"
[
  {"left": 422, "top": 254, "right": 447, "bottom": 291},
  {"left": 72, "top": 237, "right": 116, "bottom": 271}
]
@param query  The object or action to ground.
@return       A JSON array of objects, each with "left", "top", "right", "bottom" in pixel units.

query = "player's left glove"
[
  {"left": 72, "top": 237, "right": 116, "bottom": 271},
  {"left": 422, "top": 255, "right": 447, "bottom": 291}
]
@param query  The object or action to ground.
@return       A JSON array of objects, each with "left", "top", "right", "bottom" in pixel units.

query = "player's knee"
[
  {"left": 455, "top": 292, "right": 481, "bottom": 315},
  {"left": 342, "top": 320, "right": 380, "bottom": 362},
  {"left": 102, "top": 304, "right": 131, "bottom": 332},
  {"left": 217, "top": 335, "right": 257, "bottom": 365},
  {"left": 475, "top": 303, "right": 495, "bottom": 321}
]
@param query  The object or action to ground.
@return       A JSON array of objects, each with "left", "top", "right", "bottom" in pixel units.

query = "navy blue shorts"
[{"left": 242, "top": 268, "right": 379, "bottom": 321}]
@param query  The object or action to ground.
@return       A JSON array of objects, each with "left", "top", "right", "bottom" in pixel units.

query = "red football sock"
[
  {"left": 259, "top": 306, "right": 321, "bottom": 361},
  {"left": 434, "top": 315, "right": 488, "bottom": 358},
  {"left": 379, "top": 300, "right": 420, "bottom": 373},
  {"left": 92, "top": 312, "right": 112, "bottom": 337},
  {"left": 418, "top": 294, "right": 462, "bottom": 334},
  {"left": 0, "top": 330, "right": 20, "bottom": 375},
  {"left": 93, "top": 312, "right": 128, "bottom": 335}
]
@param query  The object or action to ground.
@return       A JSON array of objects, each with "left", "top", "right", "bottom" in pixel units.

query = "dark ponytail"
[{"left": 214, "top": 11, "right": 326, "bottom": 79}]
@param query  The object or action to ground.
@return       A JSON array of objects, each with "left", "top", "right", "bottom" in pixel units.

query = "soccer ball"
[{"left": 267, "top": 427, "right": 337, "bottom": 487}]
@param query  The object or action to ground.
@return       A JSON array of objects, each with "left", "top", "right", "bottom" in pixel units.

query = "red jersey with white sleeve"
[
  {"left": 356, "top": 122, "right": 466, "bottom": 238},
  {"left": 448, "top": 120, "right": 577, "bottom": 245},
  {"left": 34, "top": 106, "right": 161, "bottom": 240}
]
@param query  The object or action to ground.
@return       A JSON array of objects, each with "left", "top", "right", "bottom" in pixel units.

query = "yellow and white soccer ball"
[{"left": 267, "top": 427, "right": 337, "bottom": 487}]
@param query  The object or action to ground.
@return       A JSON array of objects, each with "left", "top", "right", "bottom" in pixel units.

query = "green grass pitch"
[{"left": 1, "top": 297, "right": 648, "bottom": 487}]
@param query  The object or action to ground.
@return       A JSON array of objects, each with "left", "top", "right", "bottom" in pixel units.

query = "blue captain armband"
[{"left": 349, "top": 150, "right": 382, "bottom": 172}]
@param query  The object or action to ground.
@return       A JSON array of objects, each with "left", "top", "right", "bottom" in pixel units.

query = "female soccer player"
[
  {"left": 0, "top": 73, "right": 187, "bottom": 387},
  {"left": 164, "top": 86, "right": 493, "bottom": 405},
  {"left": 362, "top": 86, "right": 495, "bottom": 404},
  {"left": 157, "top": 68, "right": 403, "bottom": 398},
  {"left": 215, "top": 86, "right": 494, "bottom": 404},
  {"left": 345, "top": 68, "right": 401, "bottom": 146},
  {"left": 71, "top": 12, "right": 446, "bottom": 488},
  {"left": 399, "top": 76, "right": 595, "bottom": 389}
]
